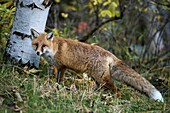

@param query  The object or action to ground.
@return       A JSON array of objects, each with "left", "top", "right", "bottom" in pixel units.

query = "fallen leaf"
[{"left": 27, "top": 68, "right": 42, "bottom": 74}]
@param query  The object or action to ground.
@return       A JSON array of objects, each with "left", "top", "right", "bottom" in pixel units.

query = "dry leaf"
[
  {"left": 27, "top": 68, "right": 42, "bottom": 74},
  {"left": 14, "top": 92, "right": 23, "bottom": 102},
  {"left": 12, "top": 86, "right": 23, "bottom": 102}
]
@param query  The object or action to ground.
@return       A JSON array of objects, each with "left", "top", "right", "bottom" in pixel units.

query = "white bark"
[{"left": 5, "top": 0, "right": 51, "bottom": 67}]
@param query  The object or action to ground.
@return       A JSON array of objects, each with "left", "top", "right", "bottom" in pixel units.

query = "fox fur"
[{"left": 31, "top": 29, "right": 164, "bottom": 102}]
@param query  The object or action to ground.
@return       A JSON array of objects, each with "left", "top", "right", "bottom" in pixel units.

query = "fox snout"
[
  {"left": 37, "top": 51, "right": 41, "bottom": 56},
  {"left": 35, "top": 51, "right": 43, "bottom": 56}
]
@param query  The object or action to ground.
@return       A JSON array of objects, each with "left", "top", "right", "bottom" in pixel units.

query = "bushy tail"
[{"left": 111, "top": 61, "right": 164, "bottom": 102}]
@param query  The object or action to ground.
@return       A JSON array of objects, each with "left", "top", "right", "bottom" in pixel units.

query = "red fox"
[{"left": 30, "top": 29, "right": 164, "bottom": 102}]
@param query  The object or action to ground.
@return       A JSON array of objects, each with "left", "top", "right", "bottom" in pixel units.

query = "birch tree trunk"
[{"left": 5, "top": 0, "right": 51, "bottom": 68}]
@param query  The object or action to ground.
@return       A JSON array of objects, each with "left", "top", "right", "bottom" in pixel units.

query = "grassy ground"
[
  {"left": 0, "top": 48, "right": 169, "bottom": 113},
  {"left": 0, "top": 1, "right": 170, "bottom": 112}
]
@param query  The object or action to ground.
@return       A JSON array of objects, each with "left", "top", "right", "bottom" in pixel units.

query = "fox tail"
[{"left": 111, "top": 61, "right": 164, "bottom": 102}]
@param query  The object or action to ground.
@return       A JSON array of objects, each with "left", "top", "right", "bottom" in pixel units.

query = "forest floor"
[
  {"left": 1, "top": 0, "right": 170, "bottom": 112},
  {"left": 0, "top": 47, "right": 169, "bottom": 113}
]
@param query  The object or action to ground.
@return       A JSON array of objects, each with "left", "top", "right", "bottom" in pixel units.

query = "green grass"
[
  {"left": 0, "top": 48, "right": 169, "bottom": 113},
  {"left": 0, "top": 1, "right": 170, "bottom": 112}
]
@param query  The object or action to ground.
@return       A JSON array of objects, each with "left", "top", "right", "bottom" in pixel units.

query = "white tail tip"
[{"left": 149, "top": 89, "right": 164, "bottom": 102}]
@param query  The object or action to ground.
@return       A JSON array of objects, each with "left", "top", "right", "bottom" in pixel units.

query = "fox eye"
[{"left": 42, "top": 45, "right": 47, "bottom": 48}]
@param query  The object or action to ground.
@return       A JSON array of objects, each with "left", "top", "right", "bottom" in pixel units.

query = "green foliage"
[
  {"left": 90, "top": 0, "right": 120, "bottom": 18},
  {"left": 0, "top": 1, "right": 15, "bottom": 48}
]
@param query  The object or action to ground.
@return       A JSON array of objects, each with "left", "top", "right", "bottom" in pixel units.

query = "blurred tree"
[
  {"left": 4, "top": 0, "right": 169, "bottom": 68},
  {"left": 45, "top": 0, "right": 170, "bottom": 68},
  {"left": 5, "top": 0, "right": 52, "bottom": 68}
]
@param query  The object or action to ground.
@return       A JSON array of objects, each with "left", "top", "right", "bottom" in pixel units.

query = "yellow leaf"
[
  {"left": 115, "top": 10, "right": 120, "bottom": 17},
  {"left": 93, "top": 0, "right": 98, "bottom": 5},
  {"left": 101, "top": 10, "right": 112, "bottom": 17},
  {"left": 55, "top": 0, "right": 60, "bottom": 3},
  {"left": 112, "top": 2, "right": 118, "bottom": 8},
  {"left": 103, "top": 0, "right": 111, "bottom": 6},
  {"left": 97, "top": 0, "right": 103, "bottom": 4},
  {"left": 108, "top": 5, "right": 115, "bottom": 15},
  {"left": 53, "top": 28, "right": 59, "bottom": 36},
  {"left": 61, "top": 12, "right": 68, "bottom": 18}
]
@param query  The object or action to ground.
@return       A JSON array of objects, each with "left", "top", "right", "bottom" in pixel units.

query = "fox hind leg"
[
  {"left": 91, "top": 70, "right": 121, "bottom": 97},
  {"left": 103, "top": 78, "right": 121, "bottom": 98},
  {"left": 100, "top": 71, "right": 121, "bottom": 97}
]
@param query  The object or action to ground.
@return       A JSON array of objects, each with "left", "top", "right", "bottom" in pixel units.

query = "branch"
[{"left": 79, "top": 1, "right": 125, "bottom": 42}]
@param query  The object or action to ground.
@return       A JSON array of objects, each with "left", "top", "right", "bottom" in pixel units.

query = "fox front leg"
[
  {"left": 47, "top": 58, "right": 66, "bottom": 82},
  {"left": 55, "top": 67, "right": 66, "bottom": 83},
  {"left": 47, "top": 57, "right": 66, "bottom": 82}
]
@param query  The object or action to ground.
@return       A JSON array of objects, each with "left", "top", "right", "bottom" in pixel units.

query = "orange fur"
[{"left": 31, "top": 29, "right": 163, "bottom": 102}]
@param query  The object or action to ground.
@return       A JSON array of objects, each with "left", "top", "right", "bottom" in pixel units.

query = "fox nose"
[{"left": 37, "top": 52, "right": 40, "bottom": 56}]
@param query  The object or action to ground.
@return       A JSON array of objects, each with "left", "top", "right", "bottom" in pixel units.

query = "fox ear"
[
  {"left": 47, "top": 32, "right": 54, "bottom": 40},
  {"left": 30, "top": 28, "right": 39, "bottom": 39}
]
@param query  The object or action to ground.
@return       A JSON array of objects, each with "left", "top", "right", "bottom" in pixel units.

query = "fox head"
[{"left": 30, "top": 29, "right": 54, "bottom": 57}]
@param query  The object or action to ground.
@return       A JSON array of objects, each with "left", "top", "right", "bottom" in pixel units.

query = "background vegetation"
[{"left": 0, "top": 0, "right": 170, "bottom": 112}]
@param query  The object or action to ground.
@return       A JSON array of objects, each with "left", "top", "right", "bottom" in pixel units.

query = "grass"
[
  {"left": 0, "top": 48, "right": 169, "bottom": 113},
  {"left": 0, "top": 1, "right": 170, "bottom": 112}
]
